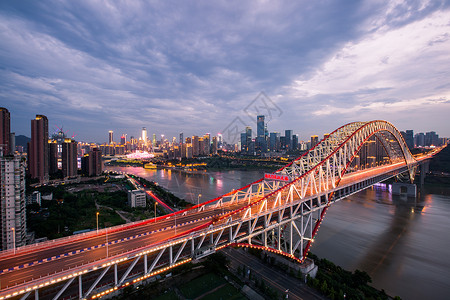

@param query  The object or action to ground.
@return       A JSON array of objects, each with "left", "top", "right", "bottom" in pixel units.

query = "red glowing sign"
[{"left": 264, "top": 173, "right": 290, "bottom": 181}]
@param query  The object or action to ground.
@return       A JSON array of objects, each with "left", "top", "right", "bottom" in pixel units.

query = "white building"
[
  {"left": 0, "top": 155, "right": 26, "bottom": 250},
  {"left": 128, "top": 190, "right": 147, "bottom": 208},
  {"left": 27, "top": 191, "right": 41, "bottom": 206}
]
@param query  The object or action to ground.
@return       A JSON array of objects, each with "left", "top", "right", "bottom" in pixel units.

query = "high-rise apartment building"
[
  {"left": 30, "top": 115, "right": 49, "bottom": 183},
  {"left": 401, "top": 130, "right": 414, "bottom": 149},
  {"left": 425, "top": 131, "right": 439, "bottom": 146},
  {"left": 0, "top": 108, "right": 11, "bottom": 155},
  {"left": 212, "top": 136, "right": 218, "bottom": 155},
  {"left": 81, "top": 148, "right": 102, "bottom": 176},
  {"left": 0, "top": 155, "right": 26, "bottom": 250},
  {"left": 48, "top": 140, "right": 58, "bottom": 175},
  {"left": 62, "top": 138, "right": 77, "bottom": 178},
  {"left": 415, "top": 133, "right": 425, "bottom": 147},
  {"left": 192, "top": 136, "right": 199, "bottom": 156},
  {"left": 310, "top": 135, "right": 319, "bottom": 149}
]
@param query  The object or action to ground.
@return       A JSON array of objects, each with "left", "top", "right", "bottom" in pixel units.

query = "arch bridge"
[{"left": 0, "top": 121, "right": 443, "bottom": 300}]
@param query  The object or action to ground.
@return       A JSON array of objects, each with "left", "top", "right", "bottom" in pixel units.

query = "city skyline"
[{"left": 1, "top": 1, "right": 450, "bottom": 142}]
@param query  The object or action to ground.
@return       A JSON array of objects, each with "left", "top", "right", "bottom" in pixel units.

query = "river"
[{"left": 106, "top": 166, "right": 450, "bottom": 300}]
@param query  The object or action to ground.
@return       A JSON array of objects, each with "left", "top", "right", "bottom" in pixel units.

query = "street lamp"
[
  {"left": 154, "top": 202, "right": 158, "bottom": 222},
  {"left": 96, "top": 212, "right": 100, "bottom": 234},
  {"left": 11, "top": 227, "right": 15, "bottom": 254},
  {"left": 197, "top": 194, "right": 202, "bottom": 207}
]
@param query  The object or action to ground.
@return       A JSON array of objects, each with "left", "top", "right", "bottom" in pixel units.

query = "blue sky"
[{"left": 1, "top": 0, "right": 449, "bottom": 143}]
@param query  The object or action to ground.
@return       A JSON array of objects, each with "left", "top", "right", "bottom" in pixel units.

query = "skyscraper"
[
  {"left": 180, "top": 132, "right": 184, "bottom": 145},
  {"left": 257, "top": 115, "right": 265, "bottom": 138},
  {"left": 109, "top": 130, "right": 114, "bottom": 144},
  {"left": 30, "top": 115, "right": 49, "bottom": 183},
  {"left": 269, "top": 132, "right": 280, "bottom": 152},
  {"left": 1, "top": 155, "right": 26, "bottom": 250},
  {"left": 256, "top": 116, "right": 267, "bottom": 153},
  {"left": 120, "top": 134, "right": 127, "bottom": 145},
  {"left": 142, "top": 127, "right": 147, "bottom": 145},
  {"left": 0, "top": 107, "right": 11, "bottom": 156},
  {"left": 62, "top": 138, "right": 77, "bottom": 178},
  {"left": 285, "top": 130, "right": 293, "bottom": 151}
]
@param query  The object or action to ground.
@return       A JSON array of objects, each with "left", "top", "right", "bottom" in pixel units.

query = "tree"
[{"left": 321, "top": 280, "right": 328, "bottom": 294}]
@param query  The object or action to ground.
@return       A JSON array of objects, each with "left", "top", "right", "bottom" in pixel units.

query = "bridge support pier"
[
  {"left": 420, "top": 161, "right": 429, "bottom": 186},
  {"left": 392, "top": 182, "right": 417, "bottom": 197},
  {"left": 79, "top": 275, "right": 82, "bottom": 300}
]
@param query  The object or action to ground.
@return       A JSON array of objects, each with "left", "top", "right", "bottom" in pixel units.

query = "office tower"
[
  {"left": 257, "top": 116, "right": 265, "bottom": 138},
  {"left": 0, "top": 155, "right": 26, "bottom": 250},
  {"left": 285, "top": 130, "right": 293, "bottom": 151},
  {"left": 81, "top": 148, "right": 102, "bottom": 176},
  {"left": 192, "top": 136, "right": 199, "bottom": 156},
  {"left": 180, "top": 132, "right": 184, "bottom": 145},
  {"left": 256, "top": 116, "right": 266, "bottom": 153},
  {"left": 269, "top": 132, "right": 280, "bottom": 152},
  {"left": 0, "top": 107, "right": 11, "bottom": 155},
  {"left": 62, "top": 139, "right": 77, "bottom": 178},
  {"left": 108, "top": 130, "right": 114, "bottom": 144},
  {"left": 240, "top": 133, "right": 247, "bottom": 152},
  {"left": 245, "top": 126, "right": 252, "bottom": 151},
  {"left": 48, "top": 140, "right": 58, "bottom": 175},
  {"left": 30, "top": 115, "right": 49, "bottom": 183},
  {"left": 152, "top": 134, "right": 156, "bottom": 147},
  {"left": 310, "top": 135, "right": 319, "bottom": 148}
]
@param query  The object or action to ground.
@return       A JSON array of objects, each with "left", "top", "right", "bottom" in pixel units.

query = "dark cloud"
[{"left": 0, "top": 0, "right": 449, "bottom": 142}]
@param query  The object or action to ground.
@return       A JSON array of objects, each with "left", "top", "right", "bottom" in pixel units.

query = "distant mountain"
[{"left": 15, "top": 135, "right": 30, "bottom": 148}]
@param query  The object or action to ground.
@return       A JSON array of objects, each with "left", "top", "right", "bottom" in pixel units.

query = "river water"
[{"left": 107, "top": 166, "right": 450, "bottom": 299}]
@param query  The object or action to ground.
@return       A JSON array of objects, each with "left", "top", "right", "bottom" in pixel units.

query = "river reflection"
[
  {"left": 313, "top": 184, "right": 450, "bottom": 300},
  {"left": 106, "top": 166, "right": 450, "bottom": 300}
]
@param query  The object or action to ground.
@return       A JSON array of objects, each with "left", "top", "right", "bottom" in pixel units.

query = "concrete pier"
[{"left": 392, "top": 182, "right": 417, "bottom": 197}]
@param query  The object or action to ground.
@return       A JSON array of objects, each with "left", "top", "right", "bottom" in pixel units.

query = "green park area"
[{"left": 26, "top": 173, "right": 186, "bottom": 240}]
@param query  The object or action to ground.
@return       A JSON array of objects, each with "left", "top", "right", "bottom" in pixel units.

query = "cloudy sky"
[{"left": 1, "top": 0, "right": 449, "bottom": 143}]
